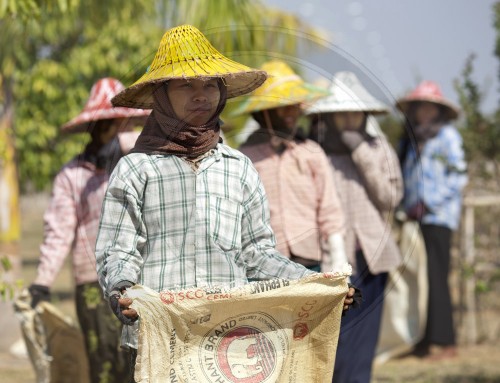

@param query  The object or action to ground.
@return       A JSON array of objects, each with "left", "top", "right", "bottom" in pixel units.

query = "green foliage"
[
  {"left": 454, "top": 55, "right": 500, "bottom": 166},
  {"left": 2, "top": 1, "right": 161, "bottom": 191},
  {"left": 452, "top": 2, "right": 500, "bottom": 180},
  {"left": 2, "top": 0, "right": 320, "bottom": 190},
  {"left": 0, "top": 0, "right": 77, "bottom": 19},
  {"left": 0, "top": 255, "right": 23, "bottom": 301},
  {"left": 158, "top": 0, "right": 324, "bottom": 65}
]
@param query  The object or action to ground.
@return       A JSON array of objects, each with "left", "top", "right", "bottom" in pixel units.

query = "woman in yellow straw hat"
[
  {"left": 28, "top": 77, "right": 149, "bottom": 383},
  {"left": 305, "top": 71, "right": 403, "bottom": 383},
  {"left": 234, "top": 60, "right": 348, "bottom": 275},
  {"left": 94, "top": 25, "right": 357, "bottom": 381}
]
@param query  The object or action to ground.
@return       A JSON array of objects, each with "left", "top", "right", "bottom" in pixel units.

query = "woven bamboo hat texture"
[
  {"left": 230, "top": 60, "right": 330, "bottom": 116},
  {"left": 396, "top": 80, "right": 459, "bottom": 120},
  {"left": 61, "top": 78, "right": 151, "bottom": 134},
  {"left": 111, "top": 25, "right": 267, "bottom": 109},
  {"left": 305, "top": 71, "right": 389, "bottom": 116}
]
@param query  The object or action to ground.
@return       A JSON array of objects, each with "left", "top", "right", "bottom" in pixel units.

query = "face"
[
  {"left": 274, "top": 104, "right": 302, "bottom": 130},
  {"left": 95, "top": 119, "right": 120, "bottom": 145},
  {"left": 166, "top": 78, "right": 220, "bottom": 126},
  {"left": 414, "top": 102, "right": 440, "bottom": 125},
  {"left": 329, "top": 111, "right": 365, "bottom": 131}
]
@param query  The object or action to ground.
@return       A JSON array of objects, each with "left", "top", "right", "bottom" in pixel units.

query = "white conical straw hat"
[{"left": 305, "top": 71, "right": 389, "bottom": 115}]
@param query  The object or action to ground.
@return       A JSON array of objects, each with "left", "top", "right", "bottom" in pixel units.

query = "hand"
[
  {"left": 28, "top": 284, "right": 51, "bottom": 308},
  {"left": 108, "top": 281, "right": 138, "bottom": 325},
  {"left": 342, "top": 283, "right": 362, "bottom": 315},
  {"left": 406, "top": 201, "right": 428, "bottom": 220},
  {"left": 340, "top": 130, "right": 364, "bottom": 151}
]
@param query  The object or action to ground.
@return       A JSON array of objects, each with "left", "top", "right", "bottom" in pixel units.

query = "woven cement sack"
[
  {"left": 128, "top": 272, "right": 349, "bottom": 383},
  {"left": 13, "top": 290, "right": 90, "bottom": 383},
  {"left": 375, "top": 220, "right": 428, "bottom": 364}
]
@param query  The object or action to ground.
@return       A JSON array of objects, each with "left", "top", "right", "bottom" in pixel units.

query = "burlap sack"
[
  {"left": 375, "top": 220, "right": 428, "bottom": 364},
  {"left": 128, "top": 273, "right": 349, "bottom": 383},
  {"left": 13, "top": 290, "right": 90, "bottom": 383}
]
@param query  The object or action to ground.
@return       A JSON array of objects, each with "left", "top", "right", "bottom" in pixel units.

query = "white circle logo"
[{"left": 199, "top": 312, "right": 288, "bottom": 382}]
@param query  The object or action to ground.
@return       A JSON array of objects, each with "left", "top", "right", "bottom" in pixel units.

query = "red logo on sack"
[
  {"left": 293, "top": 323, "right": 309, "bottom": 340},
  {"left": 218, "top": 327, "right": 276, "bottom": 383},
  {"left": 160, "top": 291, "right": 175, "bottom": 304}
]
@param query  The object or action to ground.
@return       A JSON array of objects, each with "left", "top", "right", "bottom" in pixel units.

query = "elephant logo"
[
  {"left": 200, "top": 313, "right": 287, "bottom": 382},
  {"left": 218, "top": 327, "right": 275, "bottom": 382}
]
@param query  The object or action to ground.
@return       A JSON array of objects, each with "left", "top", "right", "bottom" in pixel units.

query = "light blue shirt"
[{"left": 402, "top": 125, "right": 468, "bottom": 230}]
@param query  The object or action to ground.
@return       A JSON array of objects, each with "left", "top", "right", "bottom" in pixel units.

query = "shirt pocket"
[{"left": 209, "top": 196, "right": 242, "bottom": 251}]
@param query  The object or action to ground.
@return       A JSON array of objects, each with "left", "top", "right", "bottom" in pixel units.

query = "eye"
[{"left": 205, "top": 82, "right": 218, "bottom": 88}]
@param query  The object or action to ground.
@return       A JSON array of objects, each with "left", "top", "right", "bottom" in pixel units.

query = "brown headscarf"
[
  {"left": 132, "top": 80, "right": 227, "bottom": 157},
  {"left": 242, "top": 109, "right": 305, "bottom": 152}
]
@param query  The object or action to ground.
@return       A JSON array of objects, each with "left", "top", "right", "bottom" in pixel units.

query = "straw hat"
[
  {"left": 62, "top": 78, "right": 151, "bottom": 134},
  {"left": 305, "top": 71, "right": 389, "bottom": 116},
  {"left": 111, "top": 25, "right": 267, "bottom": 109},
  {"left": 396, "top": 80, "right": 459, "bottom": 120},
  {"left": 230, "top": 60, "right": 330, "bottom": 116}
]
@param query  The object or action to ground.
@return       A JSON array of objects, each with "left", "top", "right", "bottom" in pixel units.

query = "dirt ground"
[{"left": 1, "top": 193, "right": 499, "bottom": 383}]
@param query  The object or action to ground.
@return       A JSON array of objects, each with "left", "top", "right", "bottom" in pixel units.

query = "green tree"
[
  {"left": 2, "top": 0, "right": 322, "bottom": 194},
  {"left": 452, "top": 2, "right": 500, "bottom": 188}
]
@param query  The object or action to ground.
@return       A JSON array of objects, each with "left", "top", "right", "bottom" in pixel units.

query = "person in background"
[
  {"left": 397, "top": 80, "right": 467, "bottom": 360},
  {"left": 94, "top": 25, "right": 357, "bottom": 382},
  {"left": 306, "top": 71, "right": 403, "bottom": 383},
  {"left": 28, "top": 77, "right": 150, "bottom": 383},
  {"left": 234, "top": 60, "right": 347, "bottom": 273}
]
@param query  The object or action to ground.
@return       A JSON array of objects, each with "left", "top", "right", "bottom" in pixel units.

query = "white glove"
[{"left": 327, "top": 233, "right": 351, "bottom": 282}]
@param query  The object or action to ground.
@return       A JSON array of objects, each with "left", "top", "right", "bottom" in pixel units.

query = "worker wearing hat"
[
  {"left": 29, "top": 77, "right": 150, "bottom": 383},
  {"left": 234, "top": 60, "right": 347, "bottom": 274},
  {"left": 94, "top": 25, "right": 360, "bottom": 380},
  {"left": 397, "top": 81, "right": 467, "bottom": 360},
  {"left": 306, "top": 71, "right": 403, "bottom": 383}
]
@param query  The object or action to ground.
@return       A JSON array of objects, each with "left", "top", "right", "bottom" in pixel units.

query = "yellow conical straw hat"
[
  {"left": 231, "top": 60, "right": 330, "bottom": 116},
  {"left": 112, "top": 25, "right": 267, "bottom": 109}
]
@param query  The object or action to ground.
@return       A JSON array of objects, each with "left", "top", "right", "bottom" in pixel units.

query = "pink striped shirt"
[
  {"left": 240, "top": 139, "right": 344, "bottom": 262},
  {"left": 34, "top": 132, "right": 139, "bottom": 286}
]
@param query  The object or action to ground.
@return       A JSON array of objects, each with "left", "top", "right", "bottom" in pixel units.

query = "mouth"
[{"left": 189, "top": 106, "right": 212, "bottom": 113}]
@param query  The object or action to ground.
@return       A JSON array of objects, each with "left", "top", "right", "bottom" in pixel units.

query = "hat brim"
[
  {"left": 61, "top": 108, "right": 150, "bottom": 134},
  {"left": 396, "top": 97, "right": 459, "bottom": 120},
  {"left": 305, "top": 101, "right": 388, "bottom": 116},
  {"left": 231, "top": 83, "right": 329, "bottom": 116},
  {"left": 111, "top": 60, "right": 267, "bottom": 109}
]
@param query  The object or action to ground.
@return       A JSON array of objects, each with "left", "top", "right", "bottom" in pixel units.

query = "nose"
[
  {"left": 283, "top": 105, "right": 300, "bottom": 118},
  {"left": 192, "top": 88, "right": 208, "bottom": 102}
]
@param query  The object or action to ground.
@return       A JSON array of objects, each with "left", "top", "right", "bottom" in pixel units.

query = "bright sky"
[{"left": 264, "top": 0, "right": 498, "bottom": 114}]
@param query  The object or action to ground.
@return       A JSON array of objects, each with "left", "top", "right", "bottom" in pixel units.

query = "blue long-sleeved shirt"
[{"left": 402, "top": 124, "right": 468, "bottom": 230}]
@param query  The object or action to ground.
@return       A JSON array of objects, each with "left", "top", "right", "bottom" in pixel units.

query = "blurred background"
[{"left": 1, "top": 1, "right": 499, "bottom": 382}]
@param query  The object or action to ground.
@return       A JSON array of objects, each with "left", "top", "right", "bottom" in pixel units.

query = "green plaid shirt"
[{"left": 96, "top": 143, "right": 312, "bottom": 297}]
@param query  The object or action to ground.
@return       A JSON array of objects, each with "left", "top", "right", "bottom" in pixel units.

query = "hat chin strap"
[{"left": 262, "top": 109, "right": 299, "bottom": 151}]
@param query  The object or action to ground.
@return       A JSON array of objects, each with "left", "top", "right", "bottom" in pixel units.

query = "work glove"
[
  {"left": 28, "top": 284, "right": 51, "bottom": 309},
  {"left": 340, "top": 130, "right": 365, "bottom": 151},
  {"left": 109, "top": 281, "right": 138, "bottom": 325},
  {"left": 327, "top": 233, "right": 350, "bottom": 282}
]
